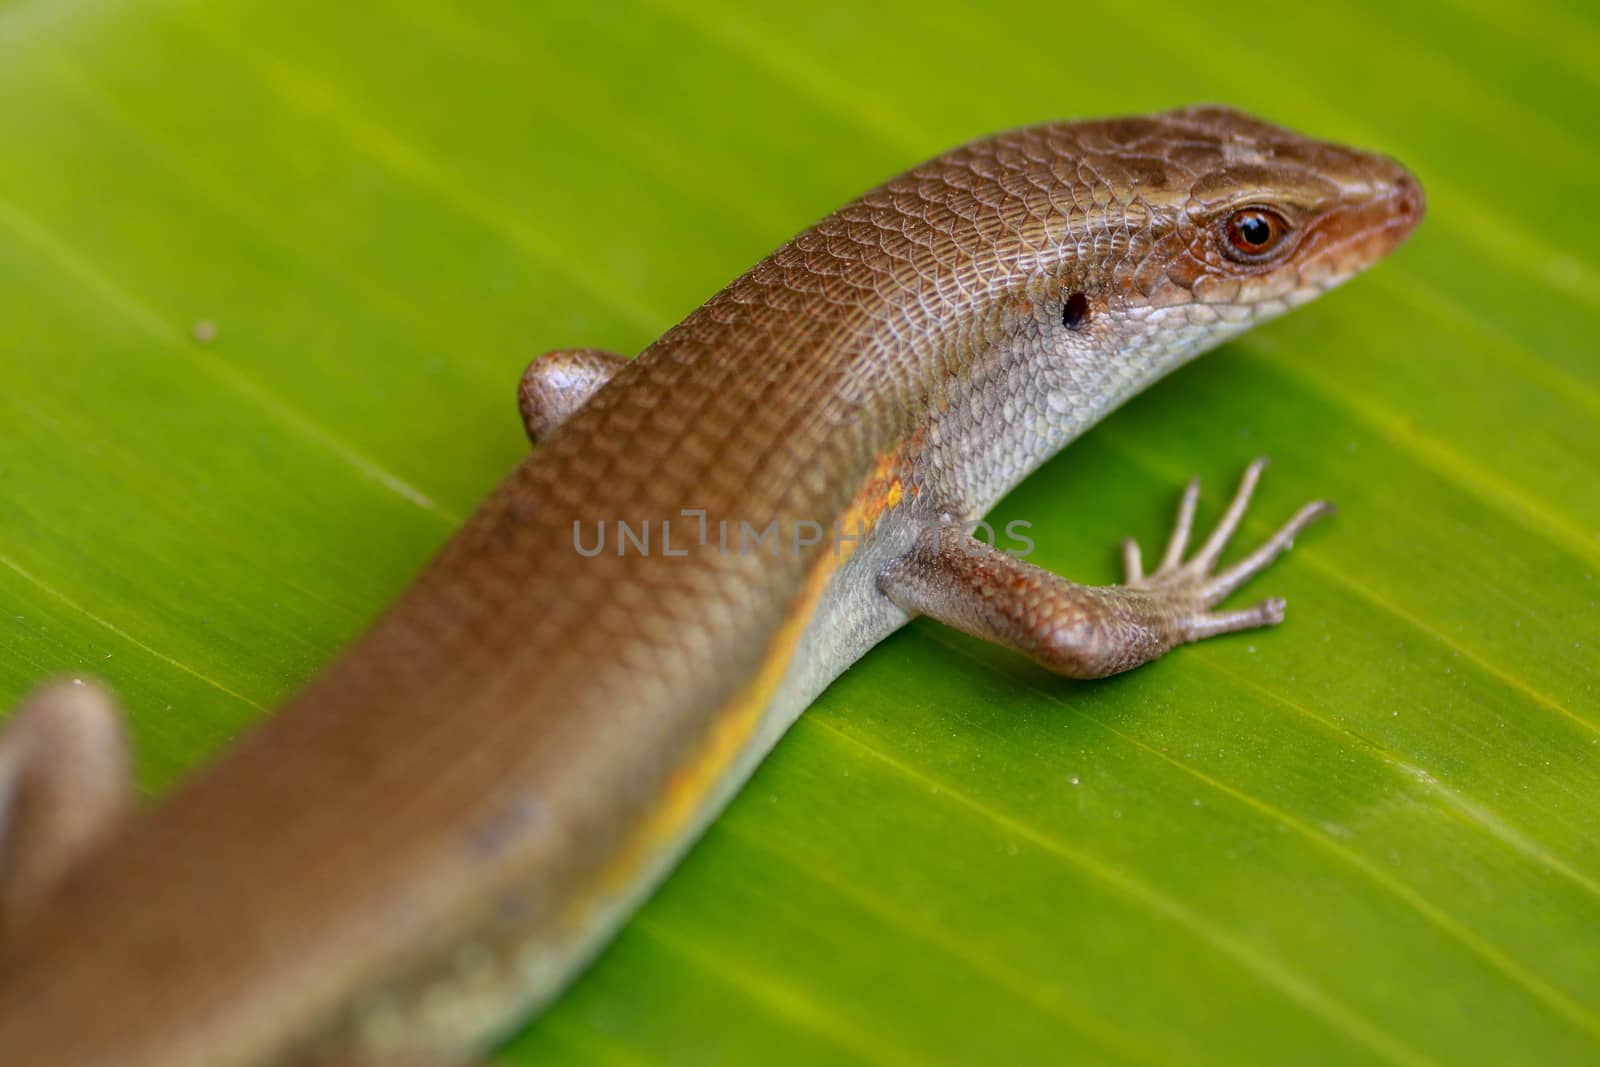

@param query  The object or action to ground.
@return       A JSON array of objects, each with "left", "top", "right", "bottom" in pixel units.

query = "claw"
[
  {"left": 1201, "top": 499, "right": 1335, "bottom": 603},
  {"left": 1189, "top": 456, "right": 1269, "bottom": 573},
  {"left": 1121, "top": 537, "right": 1144, "bottom": 582},
  {"left": 1158, "top": 477, "right": 1201, "bottom": 572},
  {"left": 1131, "top": 459, "right": 1332, "bottom": 634},
  {"left": 1184, "top": 597, "right": 1287, "bottom": 641}
]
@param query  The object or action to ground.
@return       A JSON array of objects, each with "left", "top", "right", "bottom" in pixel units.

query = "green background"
[{"left": 2, "top": 1, "right": 1597, "bottom": 1064}]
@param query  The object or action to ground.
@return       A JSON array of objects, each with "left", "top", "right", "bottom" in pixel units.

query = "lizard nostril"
[{"left": 1389, "top": 172, "right": 1426, "bottom": 228}]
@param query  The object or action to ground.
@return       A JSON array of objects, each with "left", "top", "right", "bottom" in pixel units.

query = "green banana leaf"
[{"left": 3, "top": 1, "right": 1597, "bottom": 1064}]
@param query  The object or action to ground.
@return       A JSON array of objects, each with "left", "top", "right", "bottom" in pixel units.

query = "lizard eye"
[{"left": 1223, "top": 208, "right": 1291, "bottom": 261}]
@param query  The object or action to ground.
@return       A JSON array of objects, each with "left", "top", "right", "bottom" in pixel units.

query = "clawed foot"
[{"left": 1119, "top": 458, "right": 1333, "bottom": 643}]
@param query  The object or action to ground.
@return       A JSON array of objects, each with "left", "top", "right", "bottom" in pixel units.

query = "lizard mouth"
[{"left": 1293, "top": 164, "right": 1426, "bottom": 290}]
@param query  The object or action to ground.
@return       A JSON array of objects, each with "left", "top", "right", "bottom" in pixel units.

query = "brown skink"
[{"left": 0, "top": 105, "right": 1423, "bottom": 1065}]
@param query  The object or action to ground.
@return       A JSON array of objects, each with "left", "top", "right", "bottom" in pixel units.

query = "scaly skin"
[{"left": 0, "top": 106, "right": 1422, "bottom": 1065}]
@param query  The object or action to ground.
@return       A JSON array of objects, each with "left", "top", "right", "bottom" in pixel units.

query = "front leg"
[
  {"left": 877, "top": 459, "right": 1332, "bottom": 679},
  {"left": 517, "top": 348, "right": 627, "bottom": 445}
]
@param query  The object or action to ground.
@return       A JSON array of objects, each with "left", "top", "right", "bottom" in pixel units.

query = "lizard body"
[{"left": 0, "top": 106, "right": 1422, "bottom": 1065}]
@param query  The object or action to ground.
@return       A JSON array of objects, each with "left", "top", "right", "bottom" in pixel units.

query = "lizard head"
[{"left": 1058, "top": 105, "right": 1425, "bottom": 328}]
